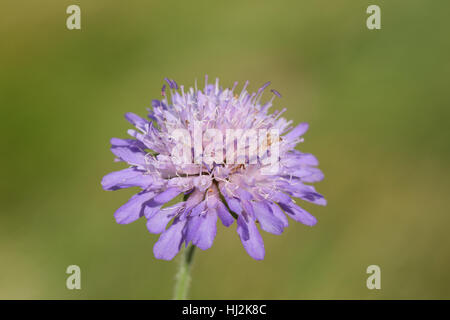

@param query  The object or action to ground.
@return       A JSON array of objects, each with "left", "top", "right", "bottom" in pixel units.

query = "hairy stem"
[{"left": 173, "top": 245, "right": 196, "bottom": 300}]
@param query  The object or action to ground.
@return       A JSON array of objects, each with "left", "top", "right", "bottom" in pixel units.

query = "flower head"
[{"left": 101, "top": 76, "right": 326, "bottom": 260}]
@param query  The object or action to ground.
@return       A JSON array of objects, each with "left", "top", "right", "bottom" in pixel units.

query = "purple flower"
[{"left": 101, "top": 77, "right": 326, "bottom": 260}]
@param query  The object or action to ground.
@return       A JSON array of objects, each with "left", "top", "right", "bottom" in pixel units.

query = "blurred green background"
[{"left": 1, "top": 0, "right": 449, "bottom": 299}]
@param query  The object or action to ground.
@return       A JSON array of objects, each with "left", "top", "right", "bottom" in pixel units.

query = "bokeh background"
[{"left": 1, "top": 0, "right": 449, "bottom": 299}]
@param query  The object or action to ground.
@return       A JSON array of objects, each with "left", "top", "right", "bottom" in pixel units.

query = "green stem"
[{"left": 173, "top": 245, "right": 196, "bottom": 300}]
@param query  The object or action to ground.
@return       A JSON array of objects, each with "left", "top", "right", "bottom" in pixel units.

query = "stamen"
[{"left": 271, "top": 89, "right": 282, "bottom": 98}]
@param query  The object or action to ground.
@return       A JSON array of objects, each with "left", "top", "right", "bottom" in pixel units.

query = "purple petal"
[
  {"left": 297, "top": 152, "right": 319, "bottom": 166},
  {"left": 146, "top": 203, "right": 183, "bottom": 234},
  {"left": 278, "top": 202, "right": 317, "bottom": 226},
  {"left": 237, "top": 215, "right": 265, "bottom": 260},
  {"left": 153, "top": 218, "right": 187, "bottom": 260},
  {"left": 216, "top": 201, "right": 234, "bottom": 227},
  {"left": 293, "top": 167, "right": 324, "bottom": 183},
  {"left": 236, "top": 214, "right": 249, "bottom": 241},
  {"left": 252, "top": 202, "right": 284, "bottom": 235},
  {"left": 190, "top": 200, "right": 206, "bottom": 217},
  {"left": 153, "top": 187, "right": 181, "bottom": 203},
  {"left": 124, "top": 112, "right": 148, "bottom": 131},
  {"left": 241, "top": 200, "right": 255, "bottom": 218},
  {"left": 101, "top": 168, "right": 153, "bottom": 191},
  {"left": 177, "top": 189, "right": 205, "bottom": 220},
  {"left": 110, "top": 146, "right": 146, "bottom": 167},
  {"left": 224, "top": 197, "right": 242, "bottom": 215},
  {"left": 277, "top": 182, "right": 326, "bottom": 206},
  {"left": 110, "top": 137, "right": 146, "bottom": 148},
  {"left": 283, "top": 152, "right": 319, "bottom": 167},
  {"left": 114, "top": 191, "right": 154, "bottom": 224},
  {"left": 268, "top": 202, "right": 288, "bottom": 228},
  {"left": 235, "top": 189, "right": 253, "bottom": 201},
  {"left": 298, "top": 191, "right": 327, "bottom": 206},
  {"left": 264, "top": 189, "right": 292, "bottom": 206},
  {"left": 184, "top": 210, "right": 218, "bottom": 250},
  {"left": 144, "top": 187, "right": 182, "bottom": 218},
  {"left": 284, "top": 122, "right": 309, "bottom": 141},
  {"left": 218, "top": 183, "right": 242, "bottom": 215}
]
